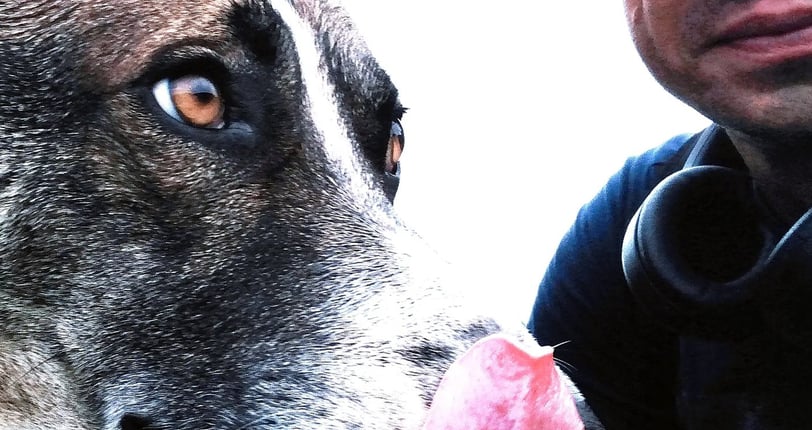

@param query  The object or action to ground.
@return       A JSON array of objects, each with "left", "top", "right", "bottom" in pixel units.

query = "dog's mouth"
[{"left": 422, "top": 335, "right": 584, "bottom": 430}]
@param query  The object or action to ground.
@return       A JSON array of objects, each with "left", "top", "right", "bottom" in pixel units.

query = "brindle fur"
[{"left": 0, "top": 1, "right": 599, "bottom": 428}]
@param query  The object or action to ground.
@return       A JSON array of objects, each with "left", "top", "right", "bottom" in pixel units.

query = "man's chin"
[
  {"left": 687, "top": 85, "right": 812, "bottom": 145},
  {"left": 717, "top": 113, "right": 812, "bottom": 151}
]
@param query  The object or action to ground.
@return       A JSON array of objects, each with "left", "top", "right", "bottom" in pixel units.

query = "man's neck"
[{"left": 727, "top": 129, "right": 812, "bottom": 227}]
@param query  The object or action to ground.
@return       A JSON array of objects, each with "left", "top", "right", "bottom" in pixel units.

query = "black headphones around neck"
[{"left": 621, "top": 125, "right": 812, "bottom": 346}]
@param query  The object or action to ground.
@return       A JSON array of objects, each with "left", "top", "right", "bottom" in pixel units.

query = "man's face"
[{"left": 625, "top": 0, "right": 812, "bottom": 138}]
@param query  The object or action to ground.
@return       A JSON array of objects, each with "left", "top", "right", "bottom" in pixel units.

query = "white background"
[{"left": 342, "top": 1, "right": 711, "bottom": 319}]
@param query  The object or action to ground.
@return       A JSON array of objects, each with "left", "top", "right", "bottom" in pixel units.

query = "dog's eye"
[
  {"left": 386, "top": 120, "right": 405, "bottom": 174},
  {"left": 152, "top": 75, "right": 225, "bottom": 129}
]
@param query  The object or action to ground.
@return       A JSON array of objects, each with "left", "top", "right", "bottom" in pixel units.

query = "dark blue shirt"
[{"left": 527, "top": 133, "right": 698, "bottom": 430}]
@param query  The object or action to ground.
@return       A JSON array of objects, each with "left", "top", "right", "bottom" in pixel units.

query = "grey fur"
[{"left": 0, "top": 1, "right": 601, "bottom": 428}]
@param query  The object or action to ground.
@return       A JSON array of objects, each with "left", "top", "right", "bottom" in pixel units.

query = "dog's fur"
[{"left": 0, "top": 1, "right": 598, "bottom": 428}]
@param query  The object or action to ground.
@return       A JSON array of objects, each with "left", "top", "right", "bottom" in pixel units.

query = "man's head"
[{"left": 625, "top": 0, "right": 812, "bottom": 140}]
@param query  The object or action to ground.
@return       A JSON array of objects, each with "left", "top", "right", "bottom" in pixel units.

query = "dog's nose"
[{"left": 119, "top": 414, "right": 153, "bottom": 430}]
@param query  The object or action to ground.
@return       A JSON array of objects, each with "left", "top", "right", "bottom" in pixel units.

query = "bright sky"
[{"left": 342, "top": 1, "right": 712, "bottom": 318}]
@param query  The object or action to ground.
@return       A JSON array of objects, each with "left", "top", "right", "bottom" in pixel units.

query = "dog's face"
[
  {"left": 0, "top": 1, "right": 510, "bottom": 428},
  {"left": 1, "top": 2, "right": 606, "bottom": 429}
]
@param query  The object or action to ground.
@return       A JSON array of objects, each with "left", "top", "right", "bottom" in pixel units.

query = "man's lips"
[
  {"left": 707, "top": 8, "right": 812, "bottom": 62},
  {"left": 716, "top": 14, "right": 812, "bottom": 44}
]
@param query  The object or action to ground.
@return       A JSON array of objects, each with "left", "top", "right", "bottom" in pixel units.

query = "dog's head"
[{"left": 0, "top": 1, "right": 505, "bottom": 428}]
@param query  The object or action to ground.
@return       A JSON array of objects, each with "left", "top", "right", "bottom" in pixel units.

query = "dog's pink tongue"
[{"left": 422, "top": 335, "right": 584, "bottom": 430}]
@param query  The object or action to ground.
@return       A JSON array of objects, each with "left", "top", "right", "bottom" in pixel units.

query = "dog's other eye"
[
  {"left": 152, "top": 75, "right": 225, "bottom": 129},
  {"left": 386, "top": 120, "right": 405, "bottom": 174}
]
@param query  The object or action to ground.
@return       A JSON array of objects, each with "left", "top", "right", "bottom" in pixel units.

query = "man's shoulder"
[
  {"left": 629, "top": 131, "right": 701, "bottom": 182},
  {"left": 592, "top": 130, "right": 706, "bottom": 224}
]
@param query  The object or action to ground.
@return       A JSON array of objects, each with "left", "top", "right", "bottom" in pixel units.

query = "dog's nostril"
[{"left": 119, "top": 414, "right": 153, "bottom": 430}]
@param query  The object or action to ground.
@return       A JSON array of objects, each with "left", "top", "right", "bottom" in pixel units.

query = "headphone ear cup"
[{"left": 622, "top": 166, "right": 770, "bottom": 338}]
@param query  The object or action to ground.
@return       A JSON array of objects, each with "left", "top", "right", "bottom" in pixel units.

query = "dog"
[{"left": 0, "top": 1, "right": 600, "bottom": 428}]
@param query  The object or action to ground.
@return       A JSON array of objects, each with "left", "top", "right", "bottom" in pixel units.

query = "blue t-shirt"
[{"left": 527, "top": 132, "right": 700, "bottom": 429}]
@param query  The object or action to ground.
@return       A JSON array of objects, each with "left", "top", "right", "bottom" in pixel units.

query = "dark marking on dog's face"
[{"left": 0, "top": 1, "right": 510, "bottom": 429}]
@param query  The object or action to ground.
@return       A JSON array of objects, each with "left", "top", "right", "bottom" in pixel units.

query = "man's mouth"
[
  {"left": 707, "top": 6, "right": 812, "bottom": 65},
  {"left": 421, "top": 335, "right": 584, "bottom": 430}
]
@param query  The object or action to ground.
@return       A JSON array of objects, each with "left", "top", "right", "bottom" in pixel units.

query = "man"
[{"left": 528, "top": 1, "right": 812, "bottom": 429}]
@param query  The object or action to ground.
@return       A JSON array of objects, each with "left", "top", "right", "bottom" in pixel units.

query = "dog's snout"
[{"left": 119, "top": 414, "right": 153, "bottom": 430}]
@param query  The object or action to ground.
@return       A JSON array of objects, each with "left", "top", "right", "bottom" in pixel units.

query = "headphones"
[{"left": 621, "top": 125, "right": 812, "bottom": 346}]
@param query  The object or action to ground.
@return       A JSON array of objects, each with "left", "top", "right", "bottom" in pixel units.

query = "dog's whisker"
[
  {"left": 553, "top": 357, "right": 578, "bottom": 374},
  {"left": 13, "top": 352, "right": 64, "bottom": 386},
  {"left": 552, "top": 339, "right": 573, "bottom": 350},
  {"left": 551, "top": 340, "right": 578, "bottom": 373}
]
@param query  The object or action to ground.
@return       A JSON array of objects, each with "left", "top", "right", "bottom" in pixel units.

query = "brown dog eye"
[{"left": 152, "top": 75, "right": 225, "bottom": 129}]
